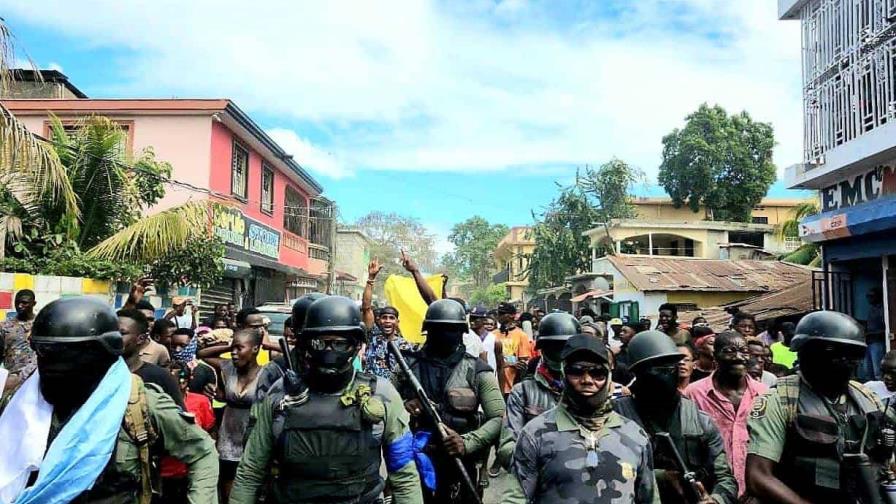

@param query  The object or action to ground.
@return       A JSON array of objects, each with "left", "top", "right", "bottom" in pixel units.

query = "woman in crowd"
[{"left": 197, "top": 328, "right": 263, "bottom": 501}]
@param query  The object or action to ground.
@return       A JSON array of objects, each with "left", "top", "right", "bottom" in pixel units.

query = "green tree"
[
  {"left": 354, "top": 211, "right": 439, "bottom": 295},
  {"left": 775, "top": 198, "right": 820, "bottom": 266},
  {"left": 658, "top": 103, "right": 777, "bottom": 222},
  {"left": 527, "top": 185, "right": 599, "bottom": 291},
  {"left": 579, "top": 158, "right": 644, "bottom": 222},
  {"left": 469, "top": 283, "right": 508, "bottom": 308},
  {"left": 445, "top": 216, "right": 508, "bottom": 289}
]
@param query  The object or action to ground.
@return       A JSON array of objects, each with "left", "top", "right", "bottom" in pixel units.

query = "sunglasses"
[
  {"left": 565, "top": 365, "right": 609, "bottom": 380},
  {"left": 308, "top": 339, "right": 356, "bottom": 352}
]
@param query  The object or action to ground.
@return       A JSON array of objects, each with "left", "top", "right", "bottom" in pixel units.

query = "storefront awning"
[
  {"left": 222, "top": 258, "right": 252, "bottom": 279},
  {"left": 225, "top": 246, "right": 303, "bottom": 277},
  {"left": 571, "top": 290, "right": 612, "bottom": 303},
  {"left": 800, "top": 196, "right": 896, "bottom": 243}
]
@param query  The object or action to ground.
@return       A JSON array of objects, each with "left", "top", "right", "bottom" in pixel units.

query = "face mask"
[
  {"left": 304, "top": 339, "right": 358, "bottom": 392},
  {"left": 38, "top": 345, "right": 116, "bottom": 410},
  {"left": 172, "top": 337, "right": 198, "bottom": 364},
  {"left": 632, "top": 364, "right": 680, "bottom": 410},
  {"left": 800, "top": 351, "right": 858, "bottom": 394},
  {"left": 562, "top": 365, "right": 611, "bottom": 416},
  {"left": 540, "top": 343, "right": 565, "bottom": 373},
  {"left": 425, "top": 328, "right": 463, "bottom": 356}
]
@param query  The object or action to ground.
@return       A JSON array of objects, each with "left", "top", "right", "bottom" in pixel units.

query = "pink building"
[{"left": 5, "top": 98, "right": 331, "bottom": 306}]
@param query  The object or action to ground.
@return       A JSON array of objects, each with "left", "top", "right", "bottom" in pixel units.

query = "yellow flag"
[{"left": 384, "top": 274, "right": 444, "bottom": 344}]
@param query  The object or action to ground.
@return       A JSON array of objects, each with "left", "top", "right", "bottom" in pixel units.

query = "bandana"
[
  {"left": 537, "top": 361, "right": 564, "bottom": 394},
  {"left": 172, "top": 336, "right": 198, "bottom": 364}
]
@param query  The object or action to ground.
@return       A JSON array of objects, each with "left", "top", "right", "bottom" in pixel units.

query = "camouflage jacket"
[
  {"left": 504, "top": 404, "right": 660, "bottom": 504},
  {"left": 497, "top": 372, "right": 560, "bottom": 469}
]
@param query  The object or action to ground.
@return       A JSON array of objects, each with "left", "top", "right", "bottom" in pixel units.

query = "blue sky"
[{"left": 2, "top": 0, "right": 809, "bottom": 252}]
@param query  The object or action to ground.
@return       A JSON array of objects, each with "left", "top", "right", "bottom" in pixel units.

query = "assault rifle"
[{"left": 656, "top": 432, "right": 706, "bottom": 503}]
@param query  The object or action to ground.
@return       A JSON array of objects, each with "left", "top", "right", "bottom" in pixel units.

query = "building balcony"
[{"left": 493, "top": 268, "right": 510, "bottom": 284}]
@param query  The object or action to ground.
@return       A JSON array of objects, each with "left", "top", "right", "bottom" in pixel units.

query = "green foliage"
[
  {"left": 579, "top": 158, "right": 644, "bottom": 222},
  {"left": 658, "top": 103, "right": 777, "bottom": 222},
  {"left": 148, "top": 235, "right": 225, "bottom": 289},
  {"left": 445, "top": 216, "right": 508, "bottom": 288},
  {"left": 527, "top": 185, "right": 600, "bottom": 291},
  {"left": 470, "top": 283, "right": 508, "bottom": 308},
  {"left": 775, "top": 199, "right": 819, "bottom": 239},
  {"left": 0, "top": 243, "right": 141, "bottom": 280},
  {"left": 354, "top": 211, "right": 438, "bottom": 295}
]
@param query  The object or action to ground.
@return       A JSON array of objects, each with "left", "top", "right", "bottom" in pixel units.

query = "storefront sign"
[
  {"left": 212, "top": 207, "right": 281, "bottom": 260},
  {"left": 820, "top": 163, "right": 896, "bottom": 212}
]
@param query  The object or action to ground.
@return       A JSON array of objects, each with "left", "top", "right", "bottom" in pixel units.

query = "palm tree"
[
  {"left": 0, "top": 21, "right": 78, "bottom": 260},
  {"left": 775, "top": 199, "right": 820, "bottom": 266}
]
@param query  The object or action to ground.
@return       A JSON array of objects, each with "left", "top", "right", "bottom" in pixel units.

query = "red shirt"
[
  {"left": 684, "top": 373, "right": 767, "bottom": 495},
  {"left": 160, "top": 392, "right": 215, "bottom": 478}
]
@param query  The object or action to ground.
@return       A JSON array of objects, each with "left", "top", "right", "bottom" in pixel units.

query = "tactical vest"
[
  {"left": 775, "top": 375, "right": 884, "bottom": 502},
  {"left": 406, "top": 353, "right": 484, "bottom": 434},
  {"left": 519, "top": 375, "right": 561, "bottom": 424},
  {"left": 271, "top": 372, "right": 384, "bottom": 504},
  {"left": 72, "top": 375, "right": 157, "bottom": 504}
]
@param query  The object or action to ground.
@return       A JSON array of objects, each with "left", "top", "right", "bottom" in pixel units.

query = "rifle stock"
[
  {"left": 387, "top": 340, "right": 482, "bottom": 504},
  {"left": 656, "top": 432, "right": 703, "bottom": 503}
]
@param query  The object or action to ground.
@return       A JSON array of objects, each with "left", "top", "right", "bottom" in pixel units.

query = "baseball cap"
[
  {"left": 561, "top": 334, "right": 609, "bottom": 363},
  {"left": 470, "top": 306, "right": 488, "bottom": 319},
  {"left": 609, "top": 318, "right": 623, "bottom": 326}
]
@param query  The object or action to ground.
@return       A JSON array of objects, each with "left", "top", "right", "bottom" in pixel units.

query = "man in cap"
[
  {"left": 658, "top": 303, "right": 691, "bottom": 345},
  {"left": 494, "top": 301, "right": 533, "bottom": 395},
  {"left": 392, "top": 299, "right": 505, "bottom": 503},
  {"left": 0, "top": 296, "right": 218, "bottom": 503},
  {"left": 614, "top": 331, "right": 737, "bottom": 503},
  {"left": 745, "top": 311, "right": 891, "bottom": 503},
  {"left": 231, "top": 296, "right": 423, "bottom": 504},
  {"left": 497, "top": 312, "right": 579, "bottom": 469},
  {"left": 504, "top": 334, "right": 660, "bottom": 503}
]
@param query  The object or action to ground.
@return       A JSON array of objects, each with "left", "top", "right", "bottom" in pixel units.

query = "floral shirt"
[
  {"left": 363, "top": 326, "right": 416, "bottom": 380},
  {"left": 0, "top": 317, "right": 36, "bottom": 379}
]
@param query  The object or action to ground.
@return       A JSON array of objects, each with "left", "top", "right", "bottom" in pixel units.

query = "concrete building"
[
  {"left": 779, "top": 0, "right": 896, "bottom": 343},
  {"left": 334, "top": 228, "right": 372, "bottom": 300},
  {"left": 2, "top": 69, "right": 87, "bottom": 99},
  {"left": 4, "top": 97, "right": 330, "bottom": 308},
  {"left": 492, "top": 227, "right": 535, "bottom": 304}
]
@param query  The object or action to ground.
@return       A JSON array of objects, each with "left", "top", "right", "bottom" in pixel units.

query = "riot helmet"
[
  {"left": 626, "top": 330, "right": 683, "bottom": 372},
  {"left": 31, "top": 296, "right": 123, "bottom": 355}
]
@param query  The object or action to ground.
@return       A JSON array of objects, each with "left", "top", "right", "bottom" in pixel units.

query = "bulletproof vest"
[
  {"left": 776, "top": 375, "right": 884, "bottom": 502},
  {"left": 272, "top": 372, "right": 384, "bottom": 504},
  {"left": 519, "top": 375, "right": 561, "bottom": 424},
  {"left": 613, "top": 396, "right": 718, "bottom": 497},
  {"left": 406, "top": 353, "right": 483, "bottom": 434}
]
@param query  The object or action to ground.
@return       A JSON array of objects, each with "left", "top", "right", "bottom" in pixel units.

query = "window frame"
[
  {"left": 231, "top": 141, "right": 250, "bottom": 200},
  {"left": 260, "top": 163, "right": 275, "bottom": 215},
  {"left": 283, "top": 185, "right": 307, "bottom": 237}
]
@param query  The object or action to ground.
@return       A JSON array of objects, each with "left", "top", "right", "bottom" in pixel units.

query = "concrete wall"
[
  {"left": 633, "top": 200, "right": 799, "bottom": 226},
  {"left": 334, "top": 231, "right": 370, "bottom": 300},
  {"left": 3, "top": 81, "right": 80, "bottom": 99}
]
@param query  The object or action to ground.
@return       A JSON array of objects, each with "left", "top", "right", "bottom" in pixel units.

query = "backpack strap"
[{"left": 122, "top": 374, "right": 158, "bottom": 504}]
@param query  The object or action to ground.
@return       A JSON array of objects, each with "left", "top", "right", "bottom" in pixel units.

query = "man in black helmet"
[
  {"left": 614, "top": 330, "right": 737, "bottom": 503},
  {"left": 0, "top": 296, "right": 218, "bottom": 504},
  {"left": 745, "top": 311, "right": 892, "bottom": 504},
  {"left": 496, "top": 312, "right": 579, "bottom": 469},
  {"left": 392, "top": 298, "right": 505, "bottom": 503},
  {"left": 254, "top": 292, "right": 327, "bottom": 400},
  {"left": 231, "top": 296, "right": 423, "bottom": 504}
]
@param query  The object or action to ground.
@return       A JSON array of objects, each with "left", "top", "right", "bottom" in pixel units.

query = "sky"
[{"left": 2, "top": 0, "right": 809, "bottom": 254}]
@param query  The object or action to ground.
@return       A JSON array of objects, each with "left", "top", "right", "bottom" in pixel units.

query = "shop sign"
[
  {"left": 213, "top": 207, "right": 282, "bottom": 260},
  {"left": 820, "top": 163, "right": 896, "bottom": 212}
]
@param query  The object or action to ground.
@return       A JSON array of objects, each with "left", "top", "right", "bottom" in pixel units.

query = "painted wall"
[
  {"left": 334, "top": 231, "right": 370, "bottom": 299},
  {"left": 17, "top": 113, "right": 214, "bottom": 214},
  {"left": 209, "top": 121, "right": 312, "bottom": 270},
  {"left": 633, "top": 200, "right": 801, "bottom": 225}
]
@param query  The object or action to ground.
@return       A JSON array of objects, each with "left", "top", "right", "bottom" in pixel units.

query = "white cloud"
[
  {"left": 47, "top": 61, "right": 64, "bottom": 72},
  {"left": 266, "top": 128, "right": 352, "bottom": 179},
  {"left": 4, "top": 0, "right": 804, "bottom": 180}
]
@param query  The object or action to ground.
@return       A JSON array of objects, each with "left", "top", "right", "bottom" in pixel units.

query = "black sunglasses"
[
  {"left": 565, "top": 365, "right": 609, "bottom": 380},
  {"left": 308, "top": 339, "right": 356, "bottom": 352}
]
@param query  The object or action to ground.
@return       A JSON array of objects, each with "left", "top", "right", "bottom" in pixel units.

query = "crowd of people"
[{"left": 0, "top": 259, "right": 895, "bottom": 503}]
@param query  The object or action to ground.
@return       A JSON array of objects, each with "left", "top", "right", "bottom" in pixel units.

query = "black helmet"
[
  {"left": 626, "top": 330, "right": 683, "bottom": 372},
  {"left": 291, "top": 293, "right": 327, "bottom": 333},
  {"left": 536, "top": 313, "right": 580, "bottom": 348},
  {"left": 422, "top": 299, "right": 468, "bottom": 331},
  {"left": 31, "top": 296, "right": 123, "bottom": 355},
  {"left": 301, "top": 296, "right": 365, "bottom": 341},
  {"left": 790, "top": 310, "right": 866, "bottom": 353}
]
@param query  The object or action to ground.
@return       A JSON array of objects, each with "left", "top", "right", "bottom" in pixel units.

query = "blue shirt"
[{"left": 363, "top": 326, "right": 416, "bottom": 379}]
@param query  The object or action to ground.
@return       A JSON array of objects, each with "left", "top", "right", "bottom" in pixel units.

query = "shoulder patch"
[
  {"left": 620, "top": 461, "right": 635, "bottom": 480},
  {"left": 750, "top": 395, "right": 768, "bottom": 419}
]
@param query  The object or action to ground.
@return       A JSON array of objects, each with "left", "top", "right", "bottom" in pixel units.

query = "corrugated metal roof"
[
  {"left": 608, "top": 256, "right": 811, "bottom": 292},
  {"left": 680, "top": 278, "right": 815, "bottom": 329}
]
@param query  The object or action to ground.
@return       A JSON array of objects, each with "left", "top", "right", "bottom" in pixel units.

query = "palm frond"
[
  {"left": 774, "top": 198, "right": 819, "bottom": 240},
  {"left": 87, "top": 201, "right": 217, "bottom": 263}
]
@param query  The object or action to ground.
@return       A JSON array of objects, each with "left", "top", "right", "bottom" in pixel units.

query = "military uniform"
[
  {"left": 43, "top": 375, "right": 219, "bottom": 504},
  {"left": 231, "top": 369, "right": 423, "bottom": 504},
  {"left": 614, "top": 395, "right": 737, "bottom": 503},
  {"left": 497, "top": 372, "right": 561, "bottom": 468},
  {"left": 504, "top": 403, "right": 661, "bottom": 504},
  {"left": 392, "top": 350, "right": 505, "bottom": 499},
  {"left": 747, "top": 373, "right": 888, "bottom": 503}
]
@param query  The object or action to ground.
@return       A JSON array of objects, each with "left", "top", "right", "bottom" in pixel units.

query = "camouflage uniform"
[
  {"left": 497, "top": 372, "right": 560, "bottom": 468},
  {"left": 504, "top": 403, "right": 660, "bottom": 504}
]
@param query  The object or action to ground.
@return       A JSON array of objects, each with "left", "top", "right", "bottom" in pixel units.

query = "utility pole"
[{"left": 326, "top": 199, "right": 337, "bottom": 295}]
